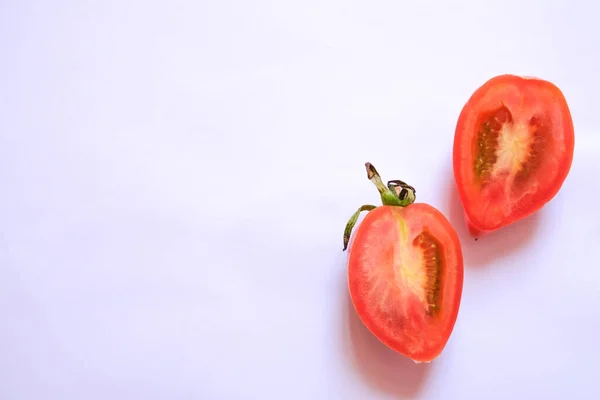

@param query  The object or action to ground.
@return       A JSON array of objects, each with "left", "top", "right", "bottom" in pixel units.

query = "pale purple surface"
[{"left": 1, "top": 1, "right": 599, "bottom": 399}]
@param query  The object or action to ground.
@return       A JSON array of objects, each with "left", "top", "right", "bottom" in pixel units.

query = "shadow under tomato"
[
  {"left": 344, "top": 293, "right": 432, "bottom": 398},
  {"left": 445, "top": 168, "right": 541, "bottom": 267}
]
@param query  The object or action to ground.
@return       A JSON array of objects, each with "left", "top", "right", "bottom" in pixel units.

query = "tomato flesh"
[
  {"left": 348, "top": 203, "right": 464, "bottom": 362},
  {"left": 453, "top": 74, "right": 575, "bottom": 233}
]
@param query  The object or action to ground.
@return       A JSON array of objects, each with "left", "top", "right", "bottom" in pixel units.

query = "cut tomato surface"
[
  {"left": 347, "top": 203, "right": 464, "bottom": 362},
  {"left": 453, "top": 74, "right": 575, "bottom": 234}
]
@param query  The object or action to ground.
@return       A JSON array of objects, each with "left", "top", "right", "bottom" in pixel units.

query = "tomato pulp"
[
  {"left": 453, "top": 74, "right": 575, "bottom": 234},
  {"left": 343, "top": 163, "right": 464, "bottom": 362}
]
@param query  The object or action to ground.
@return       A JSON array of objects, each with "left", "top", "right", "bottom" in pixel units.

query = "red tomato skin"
[
  {"left": 453, "top": 74, "right": 575, "bottom": 234},
  {"left": 347, "top": 203, "right": 464, "bottom": 363}
]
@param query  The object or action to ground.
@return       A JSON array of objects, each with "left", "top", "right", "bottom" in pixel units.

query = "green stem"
[
  {"left": 342, "top": 162, "right": 416, "bottom": 251},
  {"left": 365, "top": 163, "right": 388, "bottom": 195},
  {"left": 386, "top": 179, "right": 416, "bottom": 206},
  {"left": 365, "top": 162, "right": 415, "bottom": 206},
  {"left": 343, "top": 205, "right": 376, "bottom": 251}
]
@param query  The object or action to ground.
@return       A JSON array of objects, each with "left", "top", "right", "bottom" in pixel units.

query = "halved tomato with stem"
[
  {"left": 343, "top": 163, "right": 464, "bottom": 363},
  {"left": 453, "top": 74, "right": 575, "bottom": 235}
]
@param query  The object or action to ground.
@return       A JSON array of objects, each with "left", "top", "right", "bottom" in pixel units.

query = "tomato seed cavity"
[
  {"left": 474, "top": 106, "right": 513, "bottom": 183},
  {"left": 514, "top": 115, "right": 549, "bottom": 184},
  {"left": 413, "top": 231, "right": 443, "bottom": 316}
]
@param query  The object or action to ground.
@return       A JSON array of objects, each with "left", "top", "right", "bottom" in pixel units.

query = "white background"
[{"left": 1, "top": 0, "right": 599, "bottom": 399}]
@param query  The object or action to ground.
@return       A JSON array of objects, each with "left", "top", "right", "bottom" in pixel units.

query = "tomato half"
[
  {"left": 453, "top": 74, "right": 575, "bottom": 234},
  {"left": 343, "top": 163, "right": 463, "bottom": 362}
]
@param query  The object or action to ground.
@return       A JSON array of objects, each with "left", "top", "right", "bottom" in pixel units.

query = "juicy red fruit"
[
  {"left": 453, "top": 74, "right": 575, "bottom": 234},
  {"left": 343, "top": 163, "right": 463, "bottom": 363},
  {"left": 348, "top": 205, "right": 463, "bottom": 362}
]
